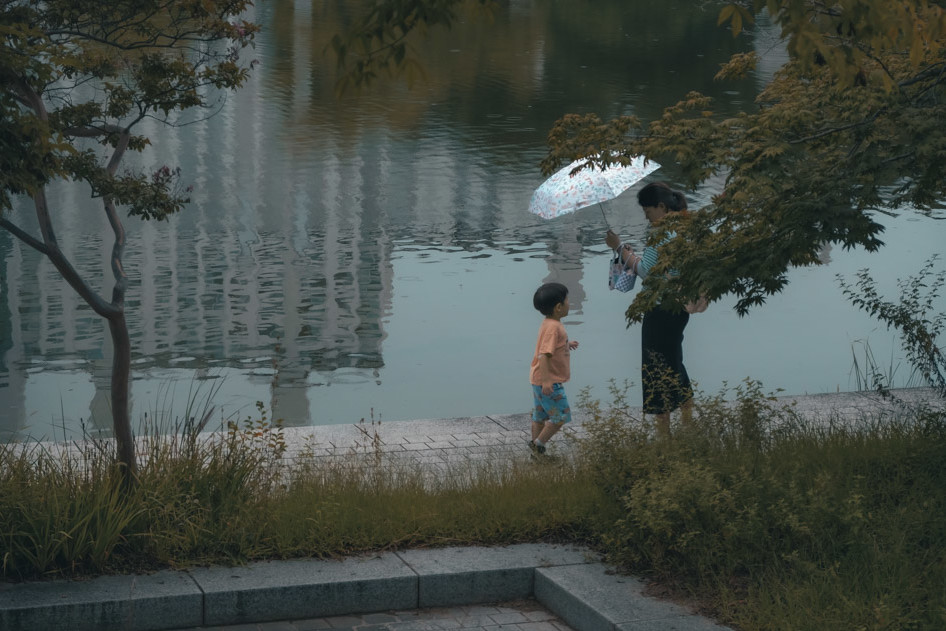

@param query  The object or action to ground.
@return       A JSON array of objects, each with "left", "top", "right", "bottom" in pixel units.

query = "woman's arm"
[{"left": 635, "top": 245, "right": 659, "bottom": 279}]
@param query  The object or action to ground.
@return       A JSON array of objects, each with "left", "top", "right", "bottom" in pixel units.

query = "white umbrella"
[{"left": 528, "top": 154, "right": 660, "bottom": 225}]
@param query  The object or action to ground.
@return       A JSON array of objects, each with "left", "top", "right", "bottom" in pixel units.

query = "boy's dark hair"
[{"left": 533, "top": 282, "right": 568, "bottom": 316}]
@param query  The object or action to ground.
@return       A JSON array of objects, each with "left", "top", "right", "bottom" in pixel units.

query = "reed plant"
[{"left": 0, "top": 442, "right": 143, "bottom": 577}]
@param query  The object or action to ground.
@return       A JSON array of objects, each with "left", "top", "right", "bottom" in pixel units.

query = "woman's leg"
[
  {"left": 642, "top": 308, "right": 692, "bottom": 435},
  {"left": 679, "top": 398, "right": 693, "bottom": 426},
  {"left": 654, "top": 411, "right": 671, "bottom": 438}
]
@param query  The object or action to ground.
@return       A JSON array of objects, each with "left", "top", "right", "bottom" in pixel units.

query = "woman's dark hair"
[
  {"left": 533, "top": 282, "right": 568, "bottom": 316},
  {"left": 637, "top": 182, "right": 687, "bottom": 212}
]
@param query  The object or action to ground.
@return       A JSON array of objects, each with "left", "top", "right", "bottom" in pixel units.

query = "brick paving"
[
  {"left": 16, "top": 387, "right": 942, "bottom": 492},
  {"left": 275, "top": 413, "right": 585, "bottom": 484},
  {"left": 271, "top": 387, "right": 944, "bottom": 483},
  {"left": 19, "top": 387, "right": 942, "bottom": 486},
  {"left": 170, "top": 600, "right": 575, "bottom": 631}
]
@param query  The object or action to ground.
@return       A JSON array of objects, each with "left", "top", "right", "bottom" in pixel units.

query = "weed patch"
[{"left": 579, "top": 380, "right": 946, "bottom": 630}]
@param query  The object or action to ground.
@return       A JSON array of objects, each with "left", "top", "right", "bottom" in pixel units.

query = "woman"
[{"left": 605, "top": 182, "right": 693, "bottom": 436}]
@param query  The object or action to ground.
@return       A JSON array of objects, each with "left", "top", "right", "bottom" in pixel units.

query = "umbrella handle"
[{"left": 598, "top": 203, "right": 610, "bottom": 230}]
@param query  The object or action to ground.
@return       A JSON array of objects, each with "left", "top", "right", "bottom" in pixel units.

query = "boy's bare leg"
[
  {"left": 531, "top": 421, "right": 545, "bottom": 441},
  {"left": 537, "top": 420, "right": 564, "bottom": 444}
]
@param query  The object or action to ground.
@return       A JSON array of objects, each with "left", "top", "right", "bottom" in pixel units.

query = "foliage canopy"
[
  {"left": 539, "top": 0, "right": 946, "bottom": 318},
  {"left": 329, "top": 0, "right": 946, "bottom": 320},
  {"left": 1, "top": 0, "right": 257, "bottom": 218}
]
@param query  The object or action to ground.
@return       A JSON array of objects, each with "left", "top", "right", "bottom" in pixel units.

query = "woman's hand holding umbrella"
[{"left": 605, "top": 229, "right": 621, "bottom": 250}]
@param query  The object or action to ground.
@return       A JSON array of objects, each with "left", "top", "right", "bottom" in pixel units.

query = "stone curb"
[
  {"left": 536, "top": 564, "right": 729, "bottom": 631},
  {"left": 0, "top": 544, "right": 731, "bottom": 631}
]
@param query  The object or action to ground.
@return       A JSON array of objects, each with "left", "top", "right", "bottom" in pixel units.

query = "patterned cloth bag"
[{"left": 609, "top": 252, "right": 636, "bottom": 292}]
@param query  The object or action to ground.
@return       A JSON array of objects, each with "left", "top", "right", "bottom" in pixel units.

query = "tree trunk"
[{"left": 108, "top": 308, "right": 137, "bottom": 485}]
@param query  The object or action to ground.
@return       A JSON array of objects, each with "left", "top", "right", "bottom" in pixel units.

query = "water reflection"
[{"left": 1, "top": 1, "right": 940, "bottom": 441}]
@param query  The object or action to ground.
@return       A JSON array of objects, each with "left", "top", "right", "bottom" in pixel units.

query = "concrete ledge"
[
  {"left": 0, "top": 570, "right": 202, "bottom": 631},
  {"left": 535, "top": 564, "right": 731, "bottom": 631},
  {"left": 397, "top": 543, "right": 590, "bottom": 607},
  {"left": 0, "top": 544, "right": 733, "bottom": 631},
  {"left": 188, "top": 553, "right": 417, "bottom": 626}
]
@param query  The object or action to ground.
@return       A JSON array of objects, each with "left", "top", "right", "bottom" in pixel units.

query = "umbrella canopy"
[{"left": 528, "top": 154, "right": 660, "bottom": 221}]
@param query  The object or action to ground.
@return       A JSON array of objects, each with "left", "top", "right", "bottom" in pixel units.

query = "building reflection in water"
[{"left": 1, "top": 0, "right": 772, "bottom": 441}]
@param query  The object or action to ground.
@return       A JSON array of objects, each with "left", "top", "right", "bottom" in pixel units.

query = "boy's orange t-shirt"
[{"left": 529, "top": 318, "right": 571, "bottom": 385}]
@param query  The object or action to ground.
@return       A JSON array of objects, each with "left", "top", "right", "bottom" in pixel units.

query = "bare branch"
[
  {"left": 788, "top": 108, "right": 884, "bottom": 144},
  {"left": 46, "top": 27, "right": 232, "bottom": 51},
  {"left": 8, "top": 74, "right": 46, "bottom": 117},
  {"left": 102, "top": 131, "right": 131, "bottom": 307},
  {"left": 31, "top": 190, "right": 118, "bottom": 318},
  {"left": 0, "top": 218, "right": 50, "bottom": 255},
  {"left": 104, "top": 197, "right": 128, "bottom": 308},
  {"left": 105, "top": 130, "right": 131, "bottom": 175},
  {"left": 879, "top": 151, "right": 915, "bottom": 167},
  {"left": 909, "top": 62, "right": 946, "bottom": 85},
  {"left": 908, "top": 63, "right": 946, "bottom": 104},
  {"left": 62, "top": 124, "right": 126, "bottom": 137}
]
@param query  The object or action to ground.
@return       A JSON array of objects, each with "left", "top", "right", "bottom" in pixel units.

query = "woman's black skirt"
[{"left": 641, "top": 307, "right": 692, "bottom": 414}]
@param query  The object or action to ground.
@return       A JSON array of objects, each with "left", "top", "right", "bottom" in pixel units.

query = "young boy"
[{"left": 529, "top": 282, "right": 579, "bottom": 455}]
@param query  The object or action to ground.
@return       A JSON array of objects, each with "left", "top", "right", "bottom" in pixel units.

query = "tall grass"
[
  {"left": 579, "top": 380, "right": 946, "bottom": 631},
  {"left": 1, "top": 402, "right": 606, "bottom": 579},
  {"left": 0, "top": 442, "right": 143, "bottom": 577}
]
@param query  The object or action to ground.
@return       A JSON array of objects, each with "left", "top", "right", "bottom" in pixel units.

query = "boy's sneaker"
[{"left": 529, "top": 440, "right": 546, "bottom": 456}]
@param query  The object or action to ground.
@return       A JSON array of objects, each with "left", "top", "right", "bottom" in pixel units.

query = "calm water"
[{"left": 1, "top": 1, "right": 943, "bottom": 441}]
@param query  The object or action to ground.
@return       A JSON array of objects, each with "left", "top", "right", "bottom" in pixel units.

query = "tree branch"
[
  {"left": 8, "top": 73, "right": 45, "bottom": 116},
  {"left": 909, "top": 63, "right": 946, "bottom": 105},
  {"left": 32, "top": 190, "right": 119, "bottom": 318},
  {"left": 2, "top": 56, "right": 117, "bottom": 316},
  {"left": 105, "top": 129, "right": 131, "bottom": 175},
  {"left": 898, "top": 63, "right": 946, "bottom": 89},
  {"left": 787, "top": 119, "right": 866, "bottom": 144},
  {"left": 0, "top": 218, "right": 50, "bottom": 255},
  {"left": 788, "top": 108, "right": 884, "bottom": 144},
  {"left": 62, "top": 123, "right": 126, "bottom": 138},
  {"left": 46, "top": 28, "right": 228, "bottom": 51},
  {"left": 103, "top": 132, "right": 131, "bottom": 308},
  {"left": 879, "top": 151, "right": 914, "bottom": 167},
  {"left": 104, "top": 197, "right": 128, "bottom": 308}
]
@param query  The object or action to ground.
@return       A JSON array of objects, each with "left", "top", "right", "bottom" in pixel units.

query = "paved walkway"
[
  {"left": 171, "top": 600, "right": 574, "bottom": 631},
  {"left": 272, "top": 387, "right": 944, "bottom": 480}
]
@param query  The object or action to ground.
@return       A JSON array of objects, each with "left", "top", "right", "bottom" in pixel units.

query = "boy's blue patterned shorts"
[{"left": 531, "top": 383, "right": 572, "bottom": 424}]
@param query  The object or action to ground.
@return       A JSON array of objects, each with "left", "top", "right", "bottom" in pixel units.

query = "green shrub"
[{"left": 580, "top": 380, "right": 946, "bottom": 630}]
